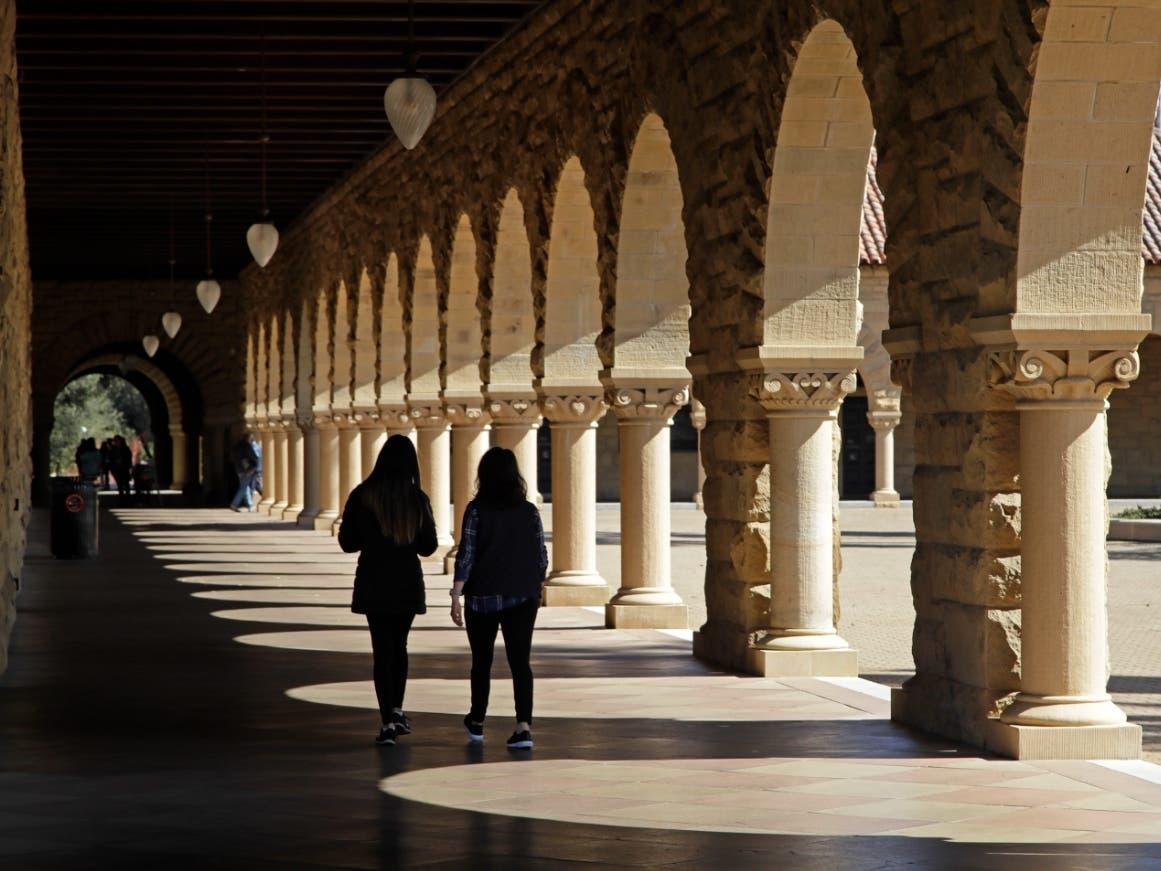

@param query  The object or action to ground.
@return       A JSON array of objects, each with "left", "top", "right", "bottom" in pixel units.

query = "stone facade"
[{"left": 0, "top": 0, "right": 31, "bottom": 676}]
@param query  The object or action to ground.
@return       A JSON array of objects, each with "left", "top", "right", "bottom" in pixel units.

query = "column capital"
[
  {"left": 376, "top": 402, "right": 412, "bottom": 430},
  {"left": 604, "top": 382, "right": 690, "bottom": 421},
  {"left": 756, "top": 370, "right": 856, "bottom": 415},
  {"left": 868, "top": 410, "right": 901, "bottom": 434},
  {"left": 407, "top": 401, "right": 448, "bottom": 428},
  {"left": 312, "top": 410, "right": 337, "bottom": 428},
  {"left": 689, "top": 397, "right": 706, "bottom": 431},
  {"left": 539, "top": 393, "right": 607, "bottom": 425},
  {"left": 989, "top": 348, "right": 1140, "bottom": 406},
  {"left": 295, "top": 410, "right": 314, "bottom": 429},
  {"left": 486, "top": 394, "right": 541, "bottom": 425},
  {"left": 445, "top": 400, "right": 491, "bottom": 427}
]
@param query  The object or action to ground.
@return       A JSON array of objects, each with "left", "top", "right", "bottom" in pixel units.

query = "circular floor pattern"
[
  {"left": 380, "top": 757, "right": 1161, "bottom": 843},
  {"left": 194, "top": 588, "right": 352, "bottom": 605},
  {"left": 175, "top": 573, "right": 354, "bottom": 588},
  {"left": 235, "top": 629, "right": 370, "bottom": 653},
  {"left": 210, "top": 605, "right": 364, "bottom": 626},
  {"left": 163, "top": 561, "right": 351, "bottom": 574}
]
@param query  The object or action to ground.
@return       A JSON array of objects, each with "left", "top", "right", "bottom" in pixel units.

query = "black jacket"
[
  {"left": 338, "top": 483, "right": 438, "bottom": 615},
  {"left": 461, "top": 500, "right": 546, "bottom": 600}
]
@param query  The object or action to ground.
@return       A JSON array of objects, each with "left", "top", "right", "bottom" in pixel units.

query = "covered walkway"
[{"left": 2, "top": 507, "right": 1161, "bottom": 868}]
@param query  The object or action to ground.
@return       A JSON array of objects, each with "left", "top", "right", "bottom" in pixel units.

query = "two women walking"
[{"left": 339, "top": 439, "right": 546, "bottom": 749}]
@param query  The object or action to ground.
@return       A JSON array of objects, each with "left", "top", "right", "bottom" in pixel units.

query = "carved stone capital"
[
  {"left": 755, "top": 370, "right": 856, "bottom": 414},
  {"left": 487, "top": 396, "right": 542, "bottom": 424},
  {"left": 295, "top": 410, "right": 314, "bottom": 430},
  {"left": 540, "top": 393, "right": 607, "bottom": 425},
  {"left": 445, "top": 402, "right": 491, "bottom": 427},
  {"left": 689, "top": 397, "right": 706, "bottom": 431},
  {"left": 376, "top": 403, "right": 411, "bottom": 429},
  {"left": 867, "top": 411, "right": 901, "bottom": 434},
  {"left": 312, "top": 411, "right": 336, "bottom": 428},
  {"left": 408, "top": 402, "right": 447, "bottom": 427},
  {"left": 989, "top": 348, "right": 1140, "bottom": 405},
  {"left": 605, "top": 383, "right": 690, "bottom": 421}
]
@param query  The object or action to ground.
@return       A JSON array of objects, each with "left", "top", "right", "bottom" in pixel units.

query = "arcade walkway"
[{"left": 2, "top": 507, "right": 1161, "bottom": 869}]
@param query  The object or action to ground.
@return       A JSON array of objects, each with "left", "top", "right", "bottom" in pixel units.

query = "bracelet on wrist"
[{"left": 449, "top": 589, "right": 462, "bottom": 598}]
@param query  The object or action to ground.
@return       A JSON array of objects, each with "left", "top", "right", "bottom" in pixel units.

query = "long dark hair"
[
  {"left": 362, "top": 434, "right": 425, "bottom": 542},
  {"left": 475, "top": 447, "right": 526, "bottom": 508}
]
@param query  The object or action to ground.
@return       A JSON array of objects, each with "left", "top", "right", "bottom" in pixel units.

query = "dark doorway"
[{"left": 840, "top": 395, "right": 875, "bottom": 499}]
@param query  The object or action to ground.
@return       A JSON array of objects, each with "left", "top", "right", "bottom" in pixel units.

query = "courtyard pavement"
[{"left": 0, "top": 501, "right": 1159, "bottom": 868}]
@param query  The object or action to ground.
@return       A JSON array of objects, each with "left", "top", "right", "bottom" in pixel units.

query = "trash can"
[{"left": 50, "top": 477, "right": 99, "bottom": 559}]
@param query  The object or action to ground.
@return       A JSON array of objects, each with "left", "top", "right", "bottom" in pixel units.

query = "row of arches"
[{"left": 235, "top": 2, "right": 1161, "bottom": 762}]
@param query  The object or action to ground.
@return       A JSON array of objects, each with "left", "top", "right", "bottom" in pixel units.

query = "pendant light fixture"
[
  {"left": 142, "top": 334, "right": 160, "bottom": 357},
  {"left": 197, "top": 156, "right": 222, "bottom": 314},
  {"left": 247, "top": 29, "right": 279, "bottom": 267},
  {"left": 383, "top": 0, "right": 436, "bottom": 150},
  {"left": 161, "top": 204, "right": 182, "bottom": 338}
]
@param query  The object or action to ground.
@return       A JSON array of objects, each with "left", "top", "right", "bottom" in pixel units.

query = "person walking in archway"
[
  {"left": 450, "top": 447, "right": 548, "bottom": 750},
  {"left": 338, "top": 434, "right": 438, "bottom": 746}
]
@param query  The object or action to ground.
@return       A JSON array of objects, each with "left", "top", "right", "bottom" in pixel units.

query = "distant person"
[
  {"left": 99, "top": 438, "right": 113, "bottom": 488},
  {"left": 338, "top": 434, "right": 438, "bottom": 746},
  {"left": 251, "top": 434, "right": 264, "bottom": 499},
  {"left": 107, "top": 435, "right": 133, "bottom": 505},
  {"left": 229, "top": 434, "right": 259, "bottom": 512},
  {"left": 75, "top": 438, "right": 103, "bottom": 483},
  {"left": 451, "top": 447, "right": 548, "bottom": 750}
]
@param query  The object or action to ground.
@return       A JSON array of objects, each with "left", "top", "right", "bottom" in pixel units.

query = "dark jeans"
[
  {"left": 465, "top": 597, "right": 538, "bottom": 725},
  {"left": 366, "top": 612, "right": 416, "bottom": 722}
]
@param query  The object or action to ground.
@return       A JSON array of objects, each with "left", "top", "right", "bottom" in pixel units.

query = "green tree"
[{"left": 49, "top": 374, "right": 151, "bottom": 475}]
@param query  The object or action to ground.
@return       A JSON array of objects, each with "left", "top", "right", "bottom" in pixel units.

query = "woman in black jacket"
[
  {"left": 450, "top": 447, "right": 548, "bottom": 750},
  {"left": 339, "top": 434, "right": 438, "bottom": 745}
]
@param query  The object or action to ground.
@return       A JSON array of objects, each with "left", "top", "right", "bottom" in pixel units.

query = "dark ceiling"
[{"left": 15, "top": 1, "right": 544, "bottom": 282}]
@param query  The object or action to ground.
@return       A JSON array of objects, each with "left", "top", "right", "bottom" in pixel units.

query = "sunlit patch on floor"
[
  {"left": 236, "top": 629, "right": 370, "bottom": 653},
  {"left": 193, "top": 588, "right": 351, "bottom": 605},
  {"left": 209, "top": 606, "right": 363, "bottom": 626},
  {"left": 175, "top": 573, "right": 353, "bottom": 588}
]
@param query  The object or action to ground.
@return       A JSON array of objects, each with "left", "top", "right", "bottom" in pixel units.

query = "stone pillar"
[
  {"left": 690, "top": 397, "right": 707, "bottom": 511},
  {"left": 257, "top": 426, "right": 276, "bottom": 512},
  {"left": 487, "top": 394, "right": 542, "bottom": 504},
  {"left": 169, "top": 425, "right": 187, "bottom": 491},
  {"left": 539, "top": 393, "right": 609, "bottom": 606},
  {"left": 313, "top": 415, "right": 341, "bottom": 532},
  {"left": 270, "top": 424, "right": 290, "bottom": 516},
  {"left": 296, "top": 413, "right": 320, "bottom": 528},
  {"left": 282, "top": 417, "right": 303, "bottom": 522},
  {"left": 358, "top": 411, "right": 386, "bottom": 480},
  {"left": 410, "top": 404, "right": 454, "bottom": 547},
  {"left": 747, "top": 369, "right": 858, "bottom": 678},
  {"left": 868, "top": 397, "right": 901, "bottom": 507},
  {"left": 445, "top": 399, "right": 491, "bottom": 571},
  {"left": 334, "top": 416, "right": 361, "bottom": 533},
  {"left": 989, "top": 347, "right": 1143, "bottom": 760},
  {"left": 603, "top": 382, "right": 689, "bottom": 629}
]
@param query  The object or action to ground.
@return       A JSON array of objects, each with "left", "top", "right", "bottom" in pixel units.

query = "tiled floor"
[{"left": 2, "top": 505, "right": 1161, "bottom": 869}]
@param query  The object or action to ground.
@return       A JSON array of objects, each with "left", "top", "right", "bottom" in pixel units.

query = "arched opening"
[
  {"left": 379, "top": 253, "right": 406, "bottom": 413},
  {"left": 50, "top": 372, "right": 152, "bottom": 480},
  {"left": 409, "top": 236, "right": 441, "bottom": 402}
]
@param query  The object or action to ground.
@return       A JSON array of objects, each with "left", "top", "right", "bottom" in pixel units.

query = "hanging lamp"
[
  {"left": 247, "top": 29, "right": 279, "bottom": 266},
  {"left": 383, "top": 0, "right": 436, "bottom": 150},
  {"left": 197, "top": 157, "right": 222, "bottom": 314},
  {"left": 162, "top": 204, "right": 182, "bottom": 338},
  {"left": 142, "top": 334, "right": 160, "bottom": 357}
]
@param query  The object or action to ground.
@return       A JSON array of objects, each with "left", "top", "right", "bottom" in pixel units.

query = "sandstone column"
[
  {"left": 269, "top": 423, "right": 290, "bottom": 516},
  {"left": 603, "top": 382, "right": 689, "bottom": 629},
  {"left": 256, "top": 426, "right": 276, "bottom": 512},
  {"left": 313, "top": 415, "right": 341, "bottom": 531},
  {"left": 445, "top": 399, "right": 491, "bottom": 571},
  {"left": 690, "top": 397, "right": 707, "bottom": 511},
  {"left": 358, "top": 411, "right": 386, "bottom": 480},
  {"left": 169, "top": 425, "right": 187, "bottom": 491},
  {"left": 487, "top": 394, "right": 542, "bottom": 504},
  {"left": 296, "top": 413, "right": 320, "bottom": 529},
  {"left": 868, "top": 396, "right": 901, "bottom": 507},
  {"left": 334, "top": 415, "right": 361, "bottom": 532},
  {"left": 748, "top": 369, "right": 858, "bottom": 677},
  {"left": 539, "top": 393, "right": 609, "bottom": 606},
  {"left": 282, "top": 417, "right": 304, "bottom": 522},
  {"left": 990, "top": 347, "right": 1142, "bottom": 759},
  {"left": 410, "top": 404, "right": 454, "bottom": 547}
]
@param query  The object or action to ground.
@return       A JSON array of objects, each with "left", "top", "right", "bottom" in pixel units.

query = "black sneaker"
[
  {"left": 375, "top": 725, "right": 396, "bottom": 746},
  {"left": 463, "top": 714, "right": 484, "bottom": 743},
  {"left": 391, "top": 711, "right": 412, "bottom": 735},
  {"left": 506, "top": 730, "right": 533, "bottom": 750}
]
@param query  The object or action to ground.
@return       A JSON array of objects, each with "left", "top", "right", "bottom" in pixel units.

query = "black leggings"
[
  {"left": 366, "top": 612, "right": 416, "bottom": 722},
  {"left": 465, "top": 598, "right": 538, "bottom": 725}
]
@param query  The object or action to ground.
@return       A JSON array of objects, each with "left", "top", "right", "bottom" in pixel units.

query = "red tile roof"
[{"left": 860, "top": 129, "right": 1161, "bottom": 266}]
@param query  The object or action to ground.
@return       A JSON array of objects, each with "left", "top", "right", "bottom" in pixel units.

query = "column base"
[
  {"left": 268, "top": 500, "right": 289, "bottom": 518},
  {"left": 283, "top": 504, "right": 304, "bottom": 523},
  {"left": 443, "top": 546, "right": 458, "bottom": 576},
  {"left": 313, "top": 510, "right": 339, "bottom": 532},
  {"left": 542, "top": 577, "right": 609, "bottom": 607},
  {"left": 871, "top": 489, "right": 900, "bottom": 507},
  {"left": 257, "top": 497, "right": 276, "bottom": 513},
  {"left": 605, "top": 603, "right": 687, "bottom": 630},
  {"left": 295, "top": 509, "right": 319, "bottom": 529},
  {"left": 1001, "top": 693, "right": 1128, "bottom": 728},
  {"left": 744, "top": 647, "right": 858, "bottom": 677},
  {"left": 985, "top": 719, "right": 1142, "bottom": 760},
  {"left": 330, "top": 516, "right": 342, "bottom": 537}
]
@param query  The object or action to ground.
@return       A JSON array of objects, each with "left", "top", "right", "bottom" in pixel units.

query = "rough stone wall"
[
  {"left": 1109, "top": 335, "right": 1161, "bottom": 497},
  {"left": 0, "top": 0, "right": 32, "bottom": 676},
  {"left": 31, "top": 280, "right": 247, "bottom": 503}
]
